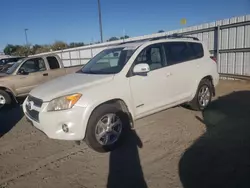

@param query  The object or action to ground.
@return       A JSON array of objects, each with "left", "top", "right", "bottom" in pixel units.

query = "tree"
[
  {"left": 120, "top": 35, "right": 130, "bottom": 40},
  {"left": 69, "top": 42, "right": 85, "bottom": 48},
  {"left": 107, "top": 37, "right": 119, "bottom": 42},
  {"left": 51, "top": 41, "right": 68, "bottom": 51},
  {"left": 158, "top": 30, "right": 165, "bottom": 33},
  {"left": 33, "top": 45, "right": 51, "bottom": 54},
  {"left": 4, "top": 44, "right": 16, "bottom": 55}
]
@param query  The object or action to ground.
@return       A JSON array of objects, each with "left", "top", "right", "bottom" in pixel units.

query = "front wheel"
[
  {"left": 85, "top": 104, "right": 128, "bottom": 153},
  {"left": 0, "top": 90, "right": 11, "bottom": 110},
  {"left": 189, "top": 79, "right": 213, "bottom": 111}
]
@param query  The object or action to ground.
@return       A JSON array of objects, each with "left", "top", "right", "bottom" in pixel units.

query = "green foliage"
[
  {"left": 3, "top": 41, "right": 84, "bottom": 56},
  {"left": 158, "top": 30, "right": 164, "bottom": 33},
  {"left": 51, "top": 41, "right": 68, "bottom": 51},
  {"left": 107, "top": 37, "right": 119, "bottom": 42},
  {"left": 69, "top": 42, "right": 85, "bottom": 48},
  {"left": 3, "top": 35, "right": 130, "bottom": 56},
  {"left": 120, "top": 35, "right": 130, "bottom": 40}
]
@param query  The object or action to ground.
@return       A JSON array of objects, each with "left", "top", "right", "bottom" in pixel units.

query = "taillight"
[{"left": 210, "top": 56, "right": 217, "bottom": 63}]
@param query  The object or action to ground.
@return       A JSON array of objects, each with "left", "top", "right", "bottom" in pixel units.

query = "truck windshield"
[
  {"left": 6, "top": 59, "right": 23, "bottom": 74},
  {"left": 80, "top": 47, "right": 135, "bottom": 74}
]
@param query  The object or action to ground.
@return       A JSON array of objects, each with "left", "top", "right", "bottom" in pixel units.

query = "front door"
[
  {"left": 15, "top": 58, "right": 49, "bottom": 96},
  {"left": 129, "top": 44, "right": 175, "bottom": 118}
]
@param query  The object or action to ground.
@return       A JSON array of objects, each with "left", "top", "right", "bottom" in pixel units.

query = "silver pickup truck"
[{"left": 0, "top": 54, "right": 82, "bottom": 108}]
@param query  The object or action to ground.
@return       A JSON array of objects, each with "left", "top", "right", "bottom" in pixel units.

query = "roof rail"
[
  {"left": 150, "top": 33, "right": 199, "bottom": 41},
  {"left": 118, "top": 38, "right": 150, "bottom": 45}
]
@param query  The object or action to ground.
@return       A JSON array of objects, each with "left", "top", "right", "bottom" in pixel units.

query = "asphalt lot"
[{"left": 0, "top": 79, "right": 250, "bottom": 188}]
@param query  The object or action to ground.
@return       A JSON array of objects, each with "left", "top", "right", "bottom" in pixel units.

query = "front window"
[{"left": 80, "top": 47, "right": 135, "bottom": 74}]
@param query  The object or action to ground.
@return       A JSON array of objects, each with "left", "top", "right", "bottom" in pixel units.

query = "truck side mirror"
[{"left": 18, "top": 68, "right": 29, "bottom": 75}]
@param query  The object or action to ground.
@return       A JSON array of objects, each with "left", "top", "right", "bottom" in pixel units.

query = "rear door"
[
  {"left": 163, "top": 41, "right": 204, "bottom": 101},
  {"left": 129, "top": 43, "right": 177, "bottom": 117},
  {"left": 15, "top": 58, "right": 49, "bottom": 96},
  {"left": 46, "top": 56, "right": 66, "bottom": 80}
]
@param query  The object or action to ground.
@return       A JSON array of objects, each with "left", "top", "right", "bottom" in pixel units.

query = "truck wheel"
[
  {"left": 0, "top": 90, "right": 11, "bottom": 109},
  {"left": 189, "top": 79, "right": 213, "bottom": 111},
  {"left": 85, "top": 104, "right": 128, "bottom": 153}
]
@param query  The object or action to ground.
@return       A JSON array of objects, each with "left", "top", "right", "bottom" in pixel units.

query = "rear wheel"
[
  {"left": 189, "top": 79, "right": 213, "bottom": 111},
  {"left": 85, "top": 104, "right": 129, "bottom": 153},
  {"left": 0, "top": 90, "right": 11, "bottom": 110}
]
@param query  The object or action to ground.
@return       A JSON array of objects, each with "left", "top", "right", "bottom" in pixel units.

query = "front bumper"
[{"left": 23, "top": 97, "right": 88, "bottom": 141}]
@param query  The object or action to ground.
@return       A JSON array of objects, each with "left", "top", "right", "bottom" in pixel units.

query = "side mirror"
[
  {"left": 18, "top": 68, "right": 29, "bottom": 75},
  {"left": 133, "top": 63, "right": 150, "bottom": 75}
]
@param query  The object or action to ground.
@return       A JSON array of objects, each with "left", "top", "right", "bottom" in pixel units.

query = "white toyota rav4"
[{"left": 23, "top": 34, "right": 219, "bottom": 152}]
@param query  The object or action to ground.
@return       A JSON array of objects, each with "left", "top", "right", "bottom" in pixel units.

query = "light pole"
[
  {"left": 24, "top": 29, "right": 29, "bottom": 56},
  {"left": 24, "top": 28, "right": 29, "bottom": 46},
  {"left": 97, "top": 0, "right": 103, "bottom": 43}
]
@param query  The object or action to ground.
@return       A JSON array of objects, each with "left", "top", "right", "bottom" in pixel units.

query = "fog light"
[{"left": 62, "top": 124, "right": 69, "bottom": 133}]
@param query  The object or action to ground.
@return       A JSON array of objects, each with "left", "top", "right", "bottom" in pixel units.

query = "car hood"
[{"left": 30, "top": 73, "right": 115, "bottom": 101}]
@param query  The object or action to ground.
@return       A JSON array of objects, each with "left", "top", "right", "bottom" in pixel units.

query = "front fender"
[{"left": 0, "top": 83, "right": 17, "bottom": 99}]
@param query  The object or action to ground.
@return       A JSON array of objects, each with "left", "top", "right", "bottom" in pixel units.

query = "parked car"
[
  {"left": 0, "top": 56, "right": 24, "bottom": 72},
  {"left": 0, "top": 54, "right": 82, "bottom": 108},
  {"left": 23, "top": 34, "right": 219, "bottom": 153}
]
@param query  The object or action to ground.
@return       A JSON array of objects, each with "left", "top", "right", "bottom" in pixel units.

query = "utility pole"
[{"left": 97, "top": 0, "right": 103, "bottom": 43}]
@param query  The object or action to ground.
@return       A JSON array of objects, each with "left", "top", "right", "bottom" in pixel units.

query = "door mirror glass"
[{"left": 133, "top": 63, "right": 150, "bottom": 75}]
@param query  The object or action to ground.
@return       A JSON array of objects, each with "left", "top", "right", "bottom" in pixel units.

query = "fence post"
[
  {"left": 216, "top": 26, "right": 220, "bottom": 61},
  {"left": 69, "top": 51, "right": 72, "bottom": 66}
]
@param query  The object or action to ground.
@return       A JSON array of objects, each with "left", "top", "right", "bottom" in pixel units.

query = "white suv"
[{"left": 23, "top": 34, "right": 219, "bottom": 152}]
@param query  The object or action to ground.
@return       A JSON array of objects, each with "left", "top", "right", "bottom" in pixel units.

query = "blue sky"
[{"left": 0, "top": 0, "right": 249, "bottom": 50}]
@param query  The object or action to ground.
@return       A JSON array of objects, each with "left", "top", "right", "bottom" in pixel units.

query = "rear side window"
[
  {"left": 190, "top": 42, "right": 204, "bottom": 59},
  {"left": 47, "top": 56, "right": 60, "bottom": 69},
  {"left": 164, "top": 42, "right": 204, "bottom": 66}
]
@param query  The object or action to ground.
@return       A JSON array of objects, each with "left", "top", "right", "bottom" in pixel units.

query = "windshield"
[
  {"left": 0, "top": 58, "right": 22, "bottom": 65},
  {"left": 6, "top": 59, "right": 23, "bottom": 74},
  {"left": 80, "top": 47, "right": 135, "bottom": 74}
]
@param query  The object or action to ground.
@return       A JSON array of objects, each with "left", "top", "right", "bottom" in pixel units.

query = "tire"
[
  {"left": 0, "top": 90, "right": 11, "bottom": 110},
  {"left": 189, "top": 79, "right": 213, "bottom": 111},
  {"left": 85, "top": 104, "right": 129, "bottom": 153}
]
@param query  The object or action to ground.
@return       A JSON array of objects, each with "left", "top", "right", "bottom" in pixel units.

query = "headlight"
[{"left": 47, "top": 93, "right": 82, "bottom": 112}]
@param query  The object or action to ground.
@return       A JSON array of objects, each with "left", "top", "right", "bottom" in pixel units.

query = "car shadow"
[
  {"left": 107, "top": 125, "right": 147, "bottom": 188},
  {"left": 0, "top": 104, "right": 24, "bottom": 137},
  {"left": 179, "top": 91, "right": 250, "bottom": 188}
]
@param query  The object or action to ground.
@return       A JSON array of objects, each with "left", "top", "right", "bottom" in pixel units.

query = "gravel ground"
[{"left": 0, "top": 79, "right": 250, "bottom": 188}]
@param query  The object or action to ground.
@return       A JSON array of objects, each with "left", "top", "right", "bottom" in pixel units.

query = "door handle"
[
  {"left": 165, "top": 72, "right": 172, "bottom": 77},
  {"left": 43, "top": 73, "right": 48, "bottom": 76}
]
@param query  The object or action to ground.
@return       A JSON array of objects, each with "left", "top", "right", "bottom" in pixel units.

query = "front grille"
[
  {"left": 27, "top": 95, "right": 43, "bottom": 107},
  {"left": 25, "top": 95, "right": 43, "bottom": 122},
  {"left": 26, "top": 107, "right": 39, "bottom": 122}
]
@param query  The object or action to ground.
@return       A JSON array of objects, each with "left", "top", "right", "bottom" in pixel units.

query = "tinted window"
[
  {"left": 134, "top": 44, "right": 164, "bottom": 71},
  {"left": 190, "top": 42, "right": 204, "bottom": 59},
  {"left": 0, "top": 58, "right": 21, "bottom": 65},
  {"left": 164, "top": 42, "right": 204, "bottom": 66},
  {"left": 20, "top": 58, "right": 46, "bottom": 73},
  {"left": 47, "top": 56, "right": 60, "bottom": 69}
]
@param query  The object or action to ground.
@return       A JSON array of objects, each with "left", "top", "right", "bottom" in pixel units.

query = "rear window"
[{"left": 47, "top": 56, "right": 60, "bottom": 69}]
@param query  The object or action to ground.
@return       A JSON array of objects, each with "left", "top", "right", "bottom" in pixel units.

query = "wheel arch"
[
  {"left": 192, "top": 75, "right": 215, "bottom": 99},
  {"left": 200, "top": 75, "right": 215, "bottom": 96},
  {"left": 82, "top": 98, "right": 134, "bottom": 139},
  {"left": 91, "top": 98, "right": 134, "bottom": 125}
]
